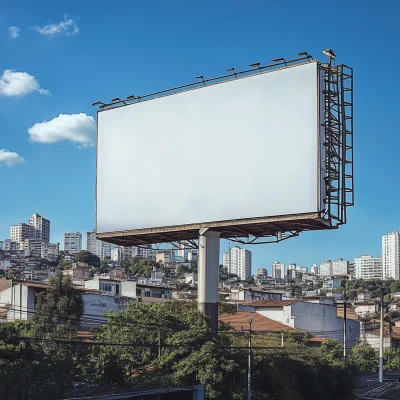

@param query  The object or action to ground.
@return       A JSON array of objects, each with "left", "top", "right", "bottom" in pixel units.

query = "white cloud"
[
  {"left": 0, "top": 69, "right": 50, "bottom": 97},
  {"left": 8, "top": 26, "right": 20, "bottom": 39},
  {"left": 28, "top": 113, "right": 95, "bottom": 147},
  {"left": 33, "top": 15, "right": 79, "bottom": 37},
  {"left": 0, "top": 149, "right": 25, "bottom": 166}
]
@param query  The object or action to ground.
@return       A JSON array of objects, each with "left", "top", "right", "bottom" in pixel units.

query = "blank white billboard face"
[{"left": 97, "top": 62, "right": 322, "bottom": 234}]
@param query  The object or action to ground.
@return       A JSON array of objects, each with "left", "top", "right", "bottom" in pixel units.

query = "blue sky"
[{"left": 0, "top": 0, "right": 399, "bottom": 273}]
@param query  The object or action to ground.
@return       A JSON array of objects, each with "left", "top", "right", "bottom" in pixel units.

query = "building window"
[
  {"left": 100, "top": 283, "right": 112, "bottom": 292},
  {"left": 136, "top": 288, "right": 142, "bottom": 296}
]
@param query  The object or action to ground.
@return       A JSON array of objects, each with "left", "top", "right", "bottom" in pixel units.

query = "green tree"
[
  {"left": 348, "top": 342, "right": 378, "bottom": 373},
  {"left": 31, "top": 271, "right": 84, "bottom": 339},
  {"left": 246, "top": 275, "right": 255, "bottom": 285},
  {"left": 74, "top": 250, "right": 100, "bottom": 267},
  {"left": 390, "top": 280, "right": 400, "bottom": 293},
  {"left": 93, "top": 302, "right": 244, "bottom": 398},
  {"left": 129, "top": 256, "right": 161, "bottom": 278},
  {"left": 30, "top": 271, "right": 86, "bottom": 398}
]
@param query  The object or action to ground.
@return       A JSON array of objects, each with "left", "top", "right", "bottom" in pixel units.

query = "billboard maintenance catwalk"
[{"left": 93, "top": 49, "right": 354, "bottom": 333}]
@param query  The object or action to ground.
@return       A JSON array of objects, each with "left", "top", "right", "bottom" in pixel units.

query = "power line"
[{"left": 7, "top": 304, "right": 370, "bottom": 335}]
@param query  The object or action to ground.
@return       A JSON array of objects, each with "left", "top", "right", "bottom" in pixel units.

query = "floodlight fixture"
[
  {"left": 111, "top": 97, "right": 122, "bottom": 103},
  {"left": 298, "top": 51, "right": 313, "bottom": 61},
  {"left": 126, "top": 95, "right": 136, "bottom": 100},
  {"left": 92, "top": 101, "right": 105, "bottom": 107},
  {"left": 196, "top": 75, "right": 205, "bottom": 85},
  {"left": 322, "top": 48, "right": 336, "bottom": 65},
  {"left": 271, "top": 57, "right": 287, "bottom": 67},
  {"left": 249, "top": 62, "right": 261, "bottom": 71},
  {"left": 322, "top": 48, "right": 336, "bottom": 60},
  {"left": 226, "top": 67, "right": 237, "bottom": 78}
]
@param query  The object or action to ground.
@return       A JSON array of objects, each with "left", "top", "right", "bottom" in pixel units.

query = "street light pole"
[
  {"left": 379, "top": 287, "right": 384, "bottom": 383},
  {"left": 248, "top": 319, "right": 252, "bottom": 400},
  {"left": 343, "top": 279, "right": 347, "bottom": 364}
]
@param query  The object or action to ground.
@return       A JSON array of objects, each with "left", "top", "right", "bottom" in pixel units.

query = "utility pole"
[
  {"left": 379, "top": 287, "right": 384, "bottom": 383},
  {"left": 157, "top": 328, "right": 161, "bottom": 360},
  {"left": 248, "top": 319, "right": 252, "bottom": 400},
  {"left": 343, "top": 281, "right": 347, "bottom": 364},
  {"left": 281, "top": 331, "right": 284, "bottom": 347}
]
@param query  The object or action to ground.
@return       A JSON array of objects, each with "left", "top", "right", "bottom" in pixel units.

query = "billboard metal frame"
[{"left": 94, "top": 55, "right": 353, "bottom": 246}]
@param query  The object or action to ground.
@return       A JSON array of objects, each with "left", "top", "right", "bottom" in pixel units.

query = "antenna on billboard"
[{"left": 322, "top": 48, "right": 336, "bottom": 66}]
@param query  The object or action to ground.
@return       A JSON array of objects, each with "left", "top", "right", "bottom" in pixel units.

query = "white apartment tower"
[
  {"left": 354, "top": 255, "right": 383, "bottom": 280},
  {"left": 86, "top": 230, "right": 112, "bottom": 261},
  {"left": 222, "top": 246, "right": 252, "bottom": 281},
  {"left": 272, "top": 262, "right": 285, "bottom": 279},
  {"left": 382, "top": 232, "right": 400, "bottom": 280},
  {"left": 64, "top": 232, "right": 82, "bottom": 255},
  {"left": 178, "top": 241, "right": 190, "bottom": 261},
  {"left": 10, "top": 223, "right": 34, "bottom": 245},
  {"left": 29, "top": 213, "right": 50, "bottom": 243},
  {"left": 111, "top": 247, "right": 123, "bottom": 262},
  {"left": 319, "top": 258, "right": 349, "bottom": 277}
]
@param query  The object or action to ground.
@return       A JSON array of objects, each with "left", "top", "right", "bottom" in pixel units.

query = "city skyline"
[
  {"left": 1, "top": 1, "right": 399, "bottom": 270},
  {"left": 1, "top": 214, "right": 398, "bottom": 275}
]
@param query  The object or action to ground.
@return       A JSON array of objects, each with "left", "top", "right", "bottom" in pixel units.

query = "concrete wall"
[
  {"left": 363, "top": 332, "right": 391, "bottom": 351},
  {"left": 257, "top": 302, "right": 360, "bottom": 348},
  {"left": 82, "top": 293, "right": 124, "bottom": 329},
  {"left": 84, "top": 278, "right": 100, "bottom": 290},
  {"left": 289, "top": 302, "right": 360, "bottom": 348},
  {"left": 121, "top": 281, "right": 136, "bottom": 298},
  {"left": 0, "top": 284, "right": 35, "bottom": 321},
  {"left": 257, "top": 307, "right": 293, "bottom": 326},
  {"left": 355, "top": 304, "right": 378, "bottom": 316}
]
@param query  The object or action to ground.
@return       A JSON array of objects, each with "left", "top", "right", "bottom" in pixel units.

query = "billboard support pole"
[{"left": 198, "top": 228, "right": 220, "bottom": 337}]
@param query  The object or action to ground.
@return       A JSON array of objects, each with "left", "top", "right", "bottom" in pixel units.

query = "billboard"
[{"left": 96, "top": 60, "right": 353, "bottom": 245}]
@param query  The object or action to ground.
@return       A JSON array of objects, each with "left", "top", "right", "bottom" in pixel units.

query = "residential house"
[{"left": 238, "top": 299, "right": 360, "bottom": 348}]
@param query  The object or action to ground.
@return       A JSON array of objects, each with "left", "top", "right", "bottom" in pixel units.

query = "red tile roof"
[
  {"left": 245, "top": 300, "right": 298, "bottom": 308},
  {"left": 219, "top": 311, "right": 293, "bottom": 332}
]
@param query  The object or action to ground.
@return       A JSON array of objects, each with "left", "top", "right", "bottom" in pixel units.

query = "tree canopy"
[
  {"left": 74, "top": 250, "right": 100, "bottom": 267},
  {"left": 31, "top": 271, "right": 84, "bottom": 339}
]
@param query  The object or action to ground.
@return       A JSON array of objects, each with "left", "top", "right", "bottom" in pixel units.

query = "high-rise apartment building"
[
  {"left": 257, "top": 267, "right": 267, "bottom": 276},
  {"left": 310, "top": 264, "right": 319, "bottom": 275},
  {"left": 21, "top": 238, "right": 43, "bottom": 258},
  {"left": 2, "top": 239, "right": 19, "bottom": 251},
  {"left": 10, "top": 223, "right": 35, "bottom": 245},
  {"left": 222, "top": 246, "right": 252, "bottom": 281},
  {"left": 354, "top": 255, "right": 382, "bottom": 279},
  {"left": 272, "top": 262, "right": 285, "bottom": 279},
  {"left": 86, "top": 230, "right": 112, "bottom": 261},
  {"left": 111, "top": 247, "right": 123, "bottom": 262},
  {"left": 382, "top": 232, "right": 400, "bottom": 280},
  {"left": 64, "top": 232, "right": 82, "bottom": 255},
  {"left": 319, "top": 258, "right": 349, "bottom": 277},
  {"left": 29, "top": 213, "right": 50, "bottom": 243},
  {"left": 177, "top": 241, "right": 190, "bottom": 261},
  {"left": 41, "top": 242, "right": 59, "bottom": 262},
  {"left": 109, "top": 245, "right": 155, "bottom": 263}
]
